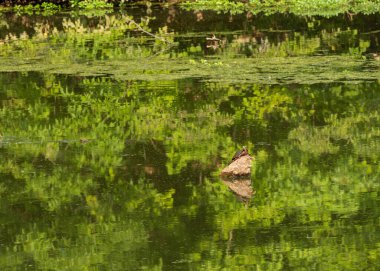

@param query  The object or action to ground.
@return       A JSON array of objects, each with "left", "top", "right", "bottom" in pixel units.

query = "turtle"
[{"left": 231, "top": 146, "right": 248, "bottom": 162}]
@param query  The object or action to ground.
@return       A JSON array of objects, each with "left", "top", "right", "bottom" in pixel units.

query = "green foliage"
[
  {"left": 182, "top": 0, "right": 246, "bottom": 14},
  {"left": 41, "top": 2, "right": 61, "bottom": 11},
  {"left": 70, "top": 0, "right": 113, "bottom": 9},
  {"left": 183, "top": 0, "right": 380, "bottom": 16},
  {"left": 13, "top": 2, "right": 61, "bottom": 14},
  {"left": 11, "top": 0, "right": 113, "bottom": 12},
  {"left": 0, "top": 8, "right": 379, "bottom": 271},
  {"left": 0, "top": 12, "right": 378, "bottom": 84}
]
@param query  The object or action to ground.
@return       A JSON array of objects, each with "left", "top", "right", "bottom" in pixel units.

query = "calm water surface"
[{"left": 0, "top": 5, "right": 379, "bottom": 270}]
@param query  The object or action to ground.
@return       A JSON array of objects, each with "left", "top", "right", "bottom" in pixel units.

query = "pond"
[{"left": 0, "top": 5, "right": 379, "bottom": 270}]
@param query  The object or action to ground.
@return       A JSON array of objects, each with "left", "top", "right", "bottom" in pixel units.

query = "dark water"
[{"left": 0, "top": 5, "right": 380, "bottom": 270}]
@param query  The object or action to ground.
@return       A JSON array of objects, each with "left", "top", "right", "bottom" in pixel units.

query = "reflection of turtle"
[{"left": 231, "top": 146, "right": 248, "bottom": 162}]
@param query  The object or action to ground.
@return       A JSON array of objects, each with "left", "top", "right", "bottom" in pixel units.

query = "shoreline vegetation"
[
  {"left": 0, "top": 0, "right": 380, "bottom": 16},
  {"left": 0, "top": 1, "right": 379, "bottom": 83}
]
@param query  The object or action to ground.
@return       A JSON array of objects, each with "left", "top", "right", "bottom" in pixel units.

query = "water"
[{"left": 0, "top": 5, "right": 379, "bottom": 271}]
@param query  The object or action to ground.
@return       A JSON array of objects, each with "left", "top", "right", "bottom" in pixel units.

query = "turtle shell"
[{"left": 231, "top": 146, "right": 248, "bottom": 161}]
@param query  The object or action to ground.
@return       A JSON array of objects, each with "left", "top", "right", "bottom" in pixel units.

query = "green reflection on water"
[{"left": 0, "top": 7, "right": 379, "bottom": 271}]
